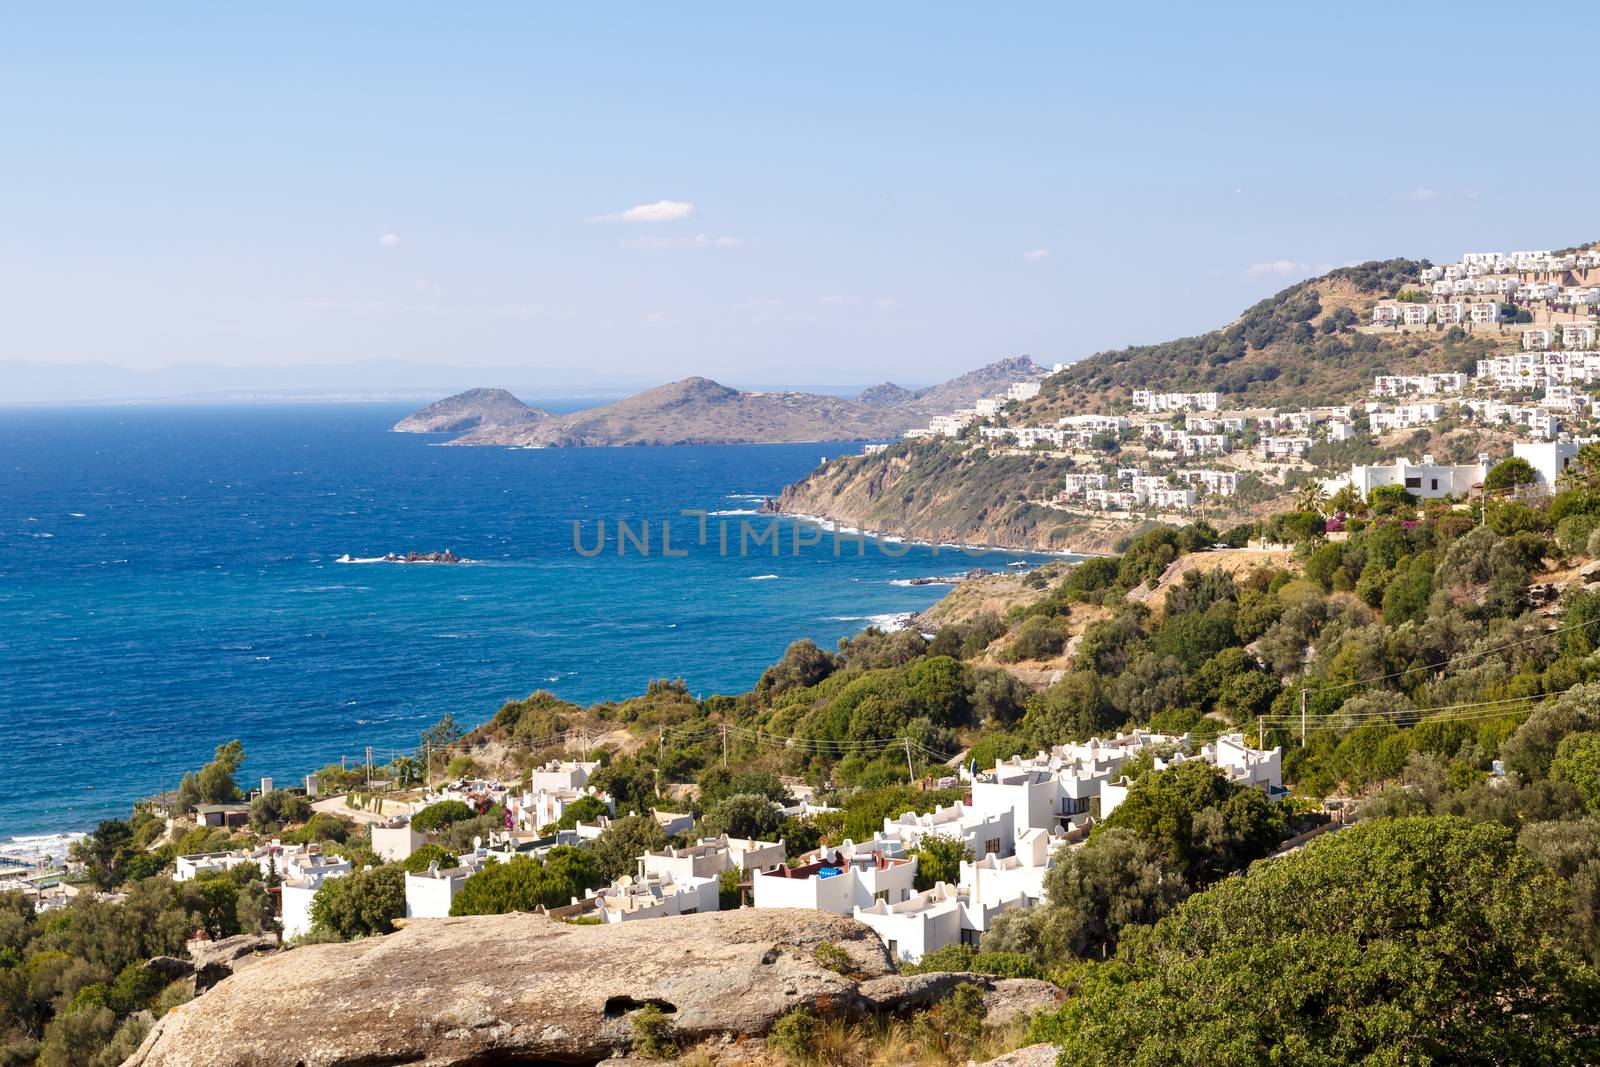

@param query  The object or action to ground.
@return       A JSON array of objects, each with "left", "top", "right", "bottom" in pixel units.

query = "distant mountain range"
[
  {"left": 0, "top": 358, "right": 652, "bottom": 406},
  {"left": 393, "top": 357, "right": 1049, "bottom": 446}
]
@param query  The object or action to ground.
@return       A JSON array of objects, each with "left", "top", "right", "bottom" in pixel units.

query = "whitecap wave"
[
  {"left": 747, "top": 574, "right": 779, "bottom": 581},
  {"left": 0, "top": 832, "right": 82, "bottom": 867}
]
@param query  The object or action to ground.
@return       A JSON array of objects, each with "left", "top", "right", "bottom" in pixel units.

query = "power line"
[
  {"left": 1263, "top": 690, "right": 1541, "bottom": 728},
  {"left": 1303, "top": 614, "right": 1593, "bottom": 699},
  {"left": 1262, "top": 690, "right": 1552, "bottom": 736}
]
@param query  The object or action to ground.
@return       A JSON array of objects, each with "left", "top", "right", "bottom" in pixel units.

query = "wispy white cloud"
[
  {"left": 818, "top": 295, "right": 861, "bottom": 306},
  {"left": 1408, "top": 187, "right": 1438, "bottom": 202},
  {"left": 591, "top": 199, "right": 696, "bottom": 223},
  {"left": 624, "top": 232, "right": 740, "bottom": 249},
  {"left": 1023, "top": 248, "right": 1050, "bottom": 262},
  {"left": 379, "top": 232, "right": 400, "bottom": 246},
  {"left": 1244, "top": 259, "right": 1306, "bottom": 277}
]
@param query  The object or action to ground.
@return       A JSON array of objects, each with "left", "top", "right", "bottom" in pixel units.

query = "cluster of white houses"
[
  {"left": 1058, "top": 467, "right": 1239, "bottom": 511},
  {"left": 1373, "top": 249, "right": 1600, "bottom": 326},
  {"left": 905, "top": 379, "right": 1044, "bottom": 440},
  {"left": 172, "top": 736, "right": 1288, "bottom": 962}
]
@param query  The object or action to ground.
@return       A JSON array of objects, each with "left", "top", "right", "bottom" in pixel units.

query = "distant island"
[
  {"left": 392, "top": 388, "right": 550, "bottom": 434},
  {"left": 392, "top": 358, "right": 1048, "bottom": 447}
]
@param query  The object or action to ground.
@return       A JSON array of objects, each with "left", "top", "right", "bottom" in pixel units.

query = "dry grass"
[{"left": 680, "top": 1014, "right": 1035, "bottom": 1066}]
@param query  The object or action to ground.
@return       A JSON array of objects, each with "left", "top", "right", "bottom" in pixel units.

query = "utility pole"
[
  {"left": 904, "top": 738, "right": 916, "bottom": 784},
  {"left": 1258, "top": 717, "right": 1264, "bottom": 750},
  {"left": 1299, "top": 688, "right": 1309, "bottom": 747},
  {"left": 721, "top": 725, "right": 727, "bottom": 768}
]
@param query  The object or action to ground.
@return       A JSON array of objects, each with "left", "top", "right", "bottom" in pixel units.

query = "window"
[
  {"left": 1430, "top": 479, "right": 1438, "bottom": 491},
  {"left": 960, "top": 928, "right": 979, "bottom": 946},
  {"left": 1405, "top": 477, "right": 1422, "bottom": 488},
  {"left": 983, "top": 837, "right": 1002, "bottom": 858}
]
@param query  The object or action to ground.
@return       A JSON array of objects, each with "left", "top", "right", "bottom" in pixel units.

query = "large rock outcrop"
[{"left": 125, "top": 909, "right": 895, "bottom": 1067}]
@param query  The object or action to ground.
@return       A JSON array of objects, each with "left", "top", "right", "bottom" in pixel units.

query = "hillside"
[
  {"left": 775, "top": 257, "right": 1542, "bottom": 550},
  {"left": 398, "top": 358, "right": 1049, "bottom": 447},
  {"left": 392, "top": 387, "right": 549, "bottom": 433},
  {"left": 774, "top": 440, "right": 1130, "bottom": 551},
  {"left": 1030, "top": 259, "right": 1503, "bottom": 413}
]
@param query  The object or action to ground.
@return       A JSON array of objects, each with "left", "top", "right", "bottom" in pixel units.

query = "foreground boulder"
[{"left": 125, "top": 909, "right": 894, "bottom": 1066}]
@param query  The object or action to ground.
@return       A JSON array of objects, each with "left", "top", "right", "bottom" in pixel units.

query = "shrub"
[
  {"left": 399, "top": 843, "right": 459, "bottom": 873},
  {"left": 629, "top": 1004, "right": 677, "bottom": 1059},
  {"left": 409, "top": 800, "right": 475, "bottom": 833},
  {"left": 998, "top": 616, "right": 1071, "bottom": 662},
  {"left": 814, "top": 942, "right": 853, "bottom": 975},
  {"left": 1557, "top": 513, "right": 1600, "bottom": 556},
  {"left": 767, "top": 1007, "right": 821, "bottom": 1062}
]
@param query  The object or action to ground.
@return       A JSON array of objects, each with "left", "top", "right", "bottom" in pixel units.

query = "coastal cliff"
[{"left": 770, "top": 440, "right": 1147, "bottom": 554}]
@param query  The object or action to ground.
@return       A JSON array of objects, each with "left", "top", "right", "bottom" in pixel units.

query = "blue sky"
[{"left": 1, "top": 4, "right": 1592, "bottom": 390}]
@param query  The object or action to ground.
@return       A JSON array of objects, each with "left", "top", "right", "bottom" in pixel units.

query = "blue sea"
[{"left": 0, "top": 404, "right": 1053, "bottom": 847}]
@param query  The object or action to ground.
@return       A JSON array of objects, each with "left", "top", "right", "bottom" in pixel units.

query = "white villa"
[
  {"left": 752, "top": 841, "right": 917, "bottom": 915},
  {"left": 879, "top": 802, "right": 1013, "bottom": 861},
  {"left": 1326, "top": 454, "right": 1489, "bottom": 502}
]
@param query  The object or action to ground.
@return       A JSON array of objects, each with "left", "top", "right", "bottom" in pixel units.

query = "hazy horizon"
[{"left": 0, "top": 354, "right": 1028, "bottom": 406}]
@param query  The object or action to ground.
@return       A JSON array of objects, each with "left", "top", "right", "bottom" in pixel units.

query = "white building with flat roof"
[
  {"left": 703, "top": 835, "right": 787, "bottom": 873},
  {"left": 371, "top": 821, "right": 426, "bottom": 863},
  {"left": 173, "top": 851, "right": 254, "bottom": 883},
  {"left": 404, "top": 860, "right": 483, "bottom": 919},
  {"left": 586, "top": 871, "right": 720, "bottom": 923},
  {"left": 752, "top": 841, "right": 917, "bottom": 915},
  {"left": 959, "top": 828, "right": 1054, "bottom": 907},
  {"left": 880, "top": 802, "right": 1013, "bottom": 861},
  {"left": 1332, "top": 454, "right": 1488, "bottom": 501},
  {"left": 639, "top": 842, "right": 732, "bottom": 883},
  {"left": 529, "top": 760, "right": 600, "bottom": 793},
  {"left": 1514, "top": 440, "right": 1582, "bottom": 490},
  {"left": 1369, "top": 403, "right": 1445, "bottom": 433}
]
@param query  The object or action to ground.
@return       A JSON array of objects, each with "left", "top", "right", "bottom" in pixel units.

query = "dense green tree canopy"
[
  {"left": 309, "top": 866, "right": 405, "bottom": 940},
  {"left": 449, "top": 849, "right": 605, "bottom": 916},
  {"left": 1099, "top": 761, "right": 1286, "bottom": 885},
  {"left": 910, "top": 833, "right": 971, "bottom": 891},
  {"left": 589, "top": 815, "right": 669, "bottom": 882},
  {"left": 409, "top": 800, "right": 476, "bottom": 833},
  {"left": 1029, "top": 817, "right": 1600, "bottom": 1065}
]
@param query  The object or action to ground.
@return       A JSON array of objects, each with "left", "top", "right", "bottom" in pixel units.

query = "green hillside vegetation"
[
  {"left": 1032, "top": 258, "right": 1508, "bottom": 412},
  {"left": 22, "top": 449, "right": 1600, "bottom": 1063}
]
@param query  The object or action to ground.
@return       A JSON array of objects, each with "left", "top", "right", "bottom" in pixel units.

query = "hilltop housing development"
[{"left": 881, "top": 245, "right": 1600, "bottom": 525}]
